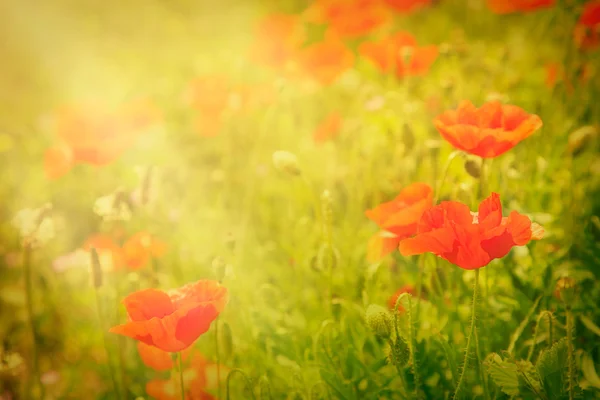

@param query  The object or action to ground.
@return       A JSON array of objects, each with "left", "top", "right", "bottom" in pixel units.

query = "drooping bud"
[
  {"left": 366, "top": 304, "right": 393, "bottom": 339},
  {"left": 272, "top": 151, "right": 300, "bottom": 176},
  {"left": 464, "top": 157, "right": 481, "bottom": 179},
  {"left": 568, "top": 126, "right": 597, "bottom": 157},
  {"left": 555, "top": 277, "right": 577, "bottom": 307},
  {"left": 388, "top": 335, "right": 410, "bottom": 368}
]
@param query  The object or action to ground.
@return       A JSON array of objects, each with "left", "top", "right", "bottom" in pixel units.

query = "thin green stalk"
[
  {"left": 94, "top": 288, "right": 121, "bottom": 399},
  {"left": 178, "top": 351, "right": 185, "bottom": 400},
  {"left": 226, "top": 368, "right": 256, "bottom": 400},
  {"left": 507, "top": 295, "right": 541, "bottom": 355},
  {"left": 474, "top": 327, "right": 490, "bottom": 400},
  {"left": 566, "top": 307, "right": 576, "bottom": 400},
  {"left": 478, "top": 158, "right": 487, "bottom": 200},
  {"left": 415, "top": 255, "right": 424, "bottom": 323},
  {"left": 548, "top": 312, "right": 553, "bottom": 347},
  {"left": 453, "top": 269, "right": 480, "bottom": 400},
  {"left": 527, "top": 311, "right": 551, "bottom": 362},
  {"left": 23, "top": 244, "right": 43, "bottom": 400},
  {"left": 407, "top": 295, "right": 422, "bottom": 399},
  {"left": 215, "top": 318, "right": 221, "bottom": 399},
  {"left": 435, "top": 150, "right": 462, "bottom": 203}
]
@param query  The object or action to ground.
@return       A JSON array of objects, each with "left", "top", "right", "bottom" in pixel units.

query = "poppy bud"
[
  {"left": 464, "top": 158, "right": 481, "bottom": 178},
  {"left": 272, "top": 150, "right": 301, "bottom": 176},
  {"left": 555, "top": 277, "right": 577, "bottom": 307},
  {"left": 365, "top": 304, "right": 393, "bottom": 339},
  {"left": 568, "top": 125, "right": 597, "bottom": 157},
  {"left": 90, "top": 248, "right": 103, "bottom": 288},
  {"left": 389, "top": 335, "right": 410, "bottom": 368}
]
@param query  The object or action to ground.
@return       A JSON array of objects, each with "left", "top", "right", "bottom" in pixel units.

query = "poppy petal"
[
  {"left": 367, "top": 231, "right": 401, "bottom": 262},
  {"left": 478, "top": 192, "right": 503, "bottom": 231},
  {"left": 398, "top": 227, "right": 455, "bottom": 256},
  {"left": 137, "top": 341, "right": 174, "bottom": 371},
  {"left": 174, "top": 304, "right": 221, "bottom": 347},
  {"left": 123, "top": 289, "right": 175, "bottom": 321}
]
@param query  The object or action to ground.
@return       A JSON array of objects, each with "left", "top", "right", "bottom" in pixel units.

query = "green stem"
[
  {"left": 435, "top": 151, "right": 463, "bottom": 203},
  {"left": 178, "top": 352, "right": 185, "bottom": 400},
  {"left": 415, "top": 255, "right": 424, "bottom": 324},
  {"left": 507, "top": 295, "right": 541, "bottom": 355},
  {"left": 215, "top": 318, "right": 221, "bottom": 399},
  {"left": 226, "top": 369, "right": 255, "bottom": 400},
  {"left": 453, "top": 269, "right": 480, "bottom": 400},
  {"left": 566, "top": 308, "right": 576, "bottom": 400},
  {"left": 548, "top": 312, "right": 554, "bottom": 347},
  {"left": 407, "top": 295, "right": 421, "bottom": 399},
  {"left": 474, "top": 327, "right": 490, "bottom": 400},
  {"left": 478, "top": 158, "right": 487, "bottom": 200},
  {"left": 527, "top": 311, "right": 550, "bottom": 362},
  {"left": 23, "top": 244, "right": 43, "bottom": 400},
  {"left": 94, "top": 287, "right": 121, "bottom": 400}
]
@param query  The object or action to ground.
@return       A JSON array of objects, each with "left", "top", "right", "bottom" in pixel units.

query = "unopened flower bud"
[
  {"left": 366, "top": 304, "right": 393, "bottom": 339},
  {"left": 272, "top": 151, "right": 300, "bottom": 176},
  {"left": 464, "top": 158, "right": 481, "bottom": 178},
  {"left": 555, "top": 277, "right": 577, "bottom": 306},
  {"left": 568, "top": 125, "right": 597, "bottom": 157}
]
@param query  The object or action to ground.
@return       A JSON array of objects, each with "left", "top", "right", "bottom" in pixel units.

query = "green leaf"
[
  {"left": 582, "top": 352, "right": 600, "bottom": 390},
  {"left": 435, "top": 334, "right": 459, "bottom": 386},
  {"left": 580, "top": 315, "right": 600, "bottom": 337},
  {"left": 536, "top": 338, "right": 568, "bottom": 399},
  {"left": 320, "top": 368, "right": 353, "bottom": 400},
  {"left": 486, "top": 353, "right": 520, "bottom": 396}
]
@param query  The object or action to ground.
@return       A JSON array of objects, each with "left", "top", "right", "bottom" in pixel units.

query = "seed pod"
[
  {"left": 555, "top": 277, "right": 577, "bottom": 306},
  {"left": 272, "top": 151, "right": 301, "bottom": 176},
  {"left": 366, "top": 304, "right": 393, "bottom": 339}
]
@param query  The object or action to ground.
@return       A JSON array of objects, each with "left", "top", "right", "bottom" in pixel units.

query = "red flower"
[
  {"left": 249, "top": 14, "right": 304, "bottom": 71},
  {"left": 307, "top": 0, "right": 390, "bottom": 38},
  {"left": 122, "top": 231, "right": 167, "bottom": 270},
  {"left": 44, "top": 100, "right": 158, "bottom": 179},
  {"left": 387, "top": 284, "right": 423, "bottom": 312},
  {"left": 297, "top": 38, "right": 354, "bottom": 85},
  {"left": 82, "top": 234, "right": 124, "bottom": 271},
  {"left": 574, "top": 1, "right": 600, "bottom": 50},
  {"left": 145, "top": 353, "right": 227, "bottom": 400},
  {"left": 314, "top": 112, "right": 343, "bottom": 143},
  {"left": 545, "top": 62, "right": 593, "bottom": 92},
  {"left": 110, "top": 280, "right": 228, "bottom": 352},
  {"left": 359, "top": 32, "right": 438, "bottom": 78},
  {"left": 486, "top": 0, "right": 554, "bottom": 14},
  {"left": 383, "top": 0, "right": 431, "bottom": 13},
  {"left": 399, "top": 193, "right": 544, "bottom": 270},
  {"left": 366, "top": 183, "right": 433, "bottom": 261},
  {"left": 434, "top": 100, "right": 542, "bottom": 158}
]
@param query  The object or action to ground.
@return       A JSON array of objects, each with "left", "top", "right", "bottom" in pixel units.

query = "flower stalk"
[
  {"left": 178, "top": 351, "right": 185, "bottom": 400},
  {"left": 23, "top": 243, "right": 43, "bottom": 400},
  {"left": 453, "top": 269, "right": 480, "bottom": 400}
]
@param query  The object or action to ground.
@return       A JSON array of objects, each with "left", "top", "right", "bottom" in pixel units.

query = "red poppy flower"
[
  {"left": 434, "top": 100, "right": 542, "bottom": 158},
  {"left": 383, "top": 0, "right": 431, "bottom": 13},
  {"left": 359, "top": 32, "right": 438, "bottom": 78},
  {"left": 399, "top": 193, "right": 544, "bottom": 270},
  {"left": 82, "top": 234, "right": 124, "bottom": 271},
  {"left": 122, "top": 231, "right": 167, "bottom": 270},
  {"left": 307, "top": 0, "right": 390, "bottom": 38},
  {"left": 387, "top": 284, "right": 424, "bottom": 312},
  {"left": 110, "top": 280, "right": 228, "bottom": 352},
  {"left": 314, "top": 112, "right": 343, "bottom": 143},
  {"left": 137, "top": 342, "right": 192, "bottom": 371},
  {"left": 366, "top": 183, "right": 433, "bottom": 261},
  {"left": 44, "top": 100, "right": 158, "bottom": 179},
  {"left": 574, "top": 1, "right": 600, "bottom": 50},
  {"left": 486, "top": 0, "right": 554, "bottom": 14},
  {"left": 249, "top": 14, "right": 304, "bottom": 71},
  {"left": 145, "top": 353, "right": 227, "bottom": 400},
  {"left": 297, "top": 38, "right": 354, "bottom": 85}
]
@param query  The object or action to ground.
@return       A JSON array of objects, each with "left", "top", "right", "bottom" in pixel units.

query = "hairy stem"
[
  {"left": 566, "top": 307, "right": 576, "bottom": 400},
  {"left": 453, "top": 269, "right": 480, "bottom": 400},
  {"left": 226, "top": 368, "right": 255, "bottom": 400},
  {"left": 407, "top": 295, "right": 422, "bottom": 399}
]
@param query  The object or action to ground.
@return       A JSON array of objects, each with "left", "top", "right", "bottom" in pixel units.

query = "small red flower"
[
  {"left": 434, "top": 100, "right": 542, "bottom": 158},
  {"left": 399, "top": 193, "right": 544, "bottom": 270},
  {"left": 110, "top": 280, "right": 228, "bottom": 352},
  {"left": 44, "top": 100, "right": 158, "bottom": 179},
  {"left": 574, "top": 1, "right": 600, "bottom": 50},
  {"left": 314, "top": 112, "right": 343, "bottom": 143},
  {"left": 249, "top": 14, "right": 304, "bottom": 71},
  {"left": 122, "top": 231, "right": 167, "bottom": 270},
  {"left": 307, "top": 0, "right": 390, "bottom": 38},
  {"left": 366, "top": 183, "right": 433, "bottom": 261},
  {"left": 359, "top": 32, "right": 438, "bottom": 78},
  {"left": 387, "top": 284, "right": 423, "bottom": 312},
  {"left": 383, "top": 0, "right": 431, "bottom": 13},
  {"left": 486, "top": 0, "right": 554, "bottom": 14},
  {"left": 297, "top": 38, "right": 354, "bottom": 85}
]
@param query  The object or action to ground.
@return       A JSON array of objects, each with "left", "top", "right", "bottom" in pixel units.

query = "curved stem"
[
  {"left": 453, "top": 269, "right": 480, "bottom": 400},
  {"left": 178, "top": 352, "right": 185, "bottom": 400},
  {"left": 435, "top": 151, "right": 463, "bottom": 203},
  {"left": 226, "top": 368, "right": 255, "bottom": 400}
]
